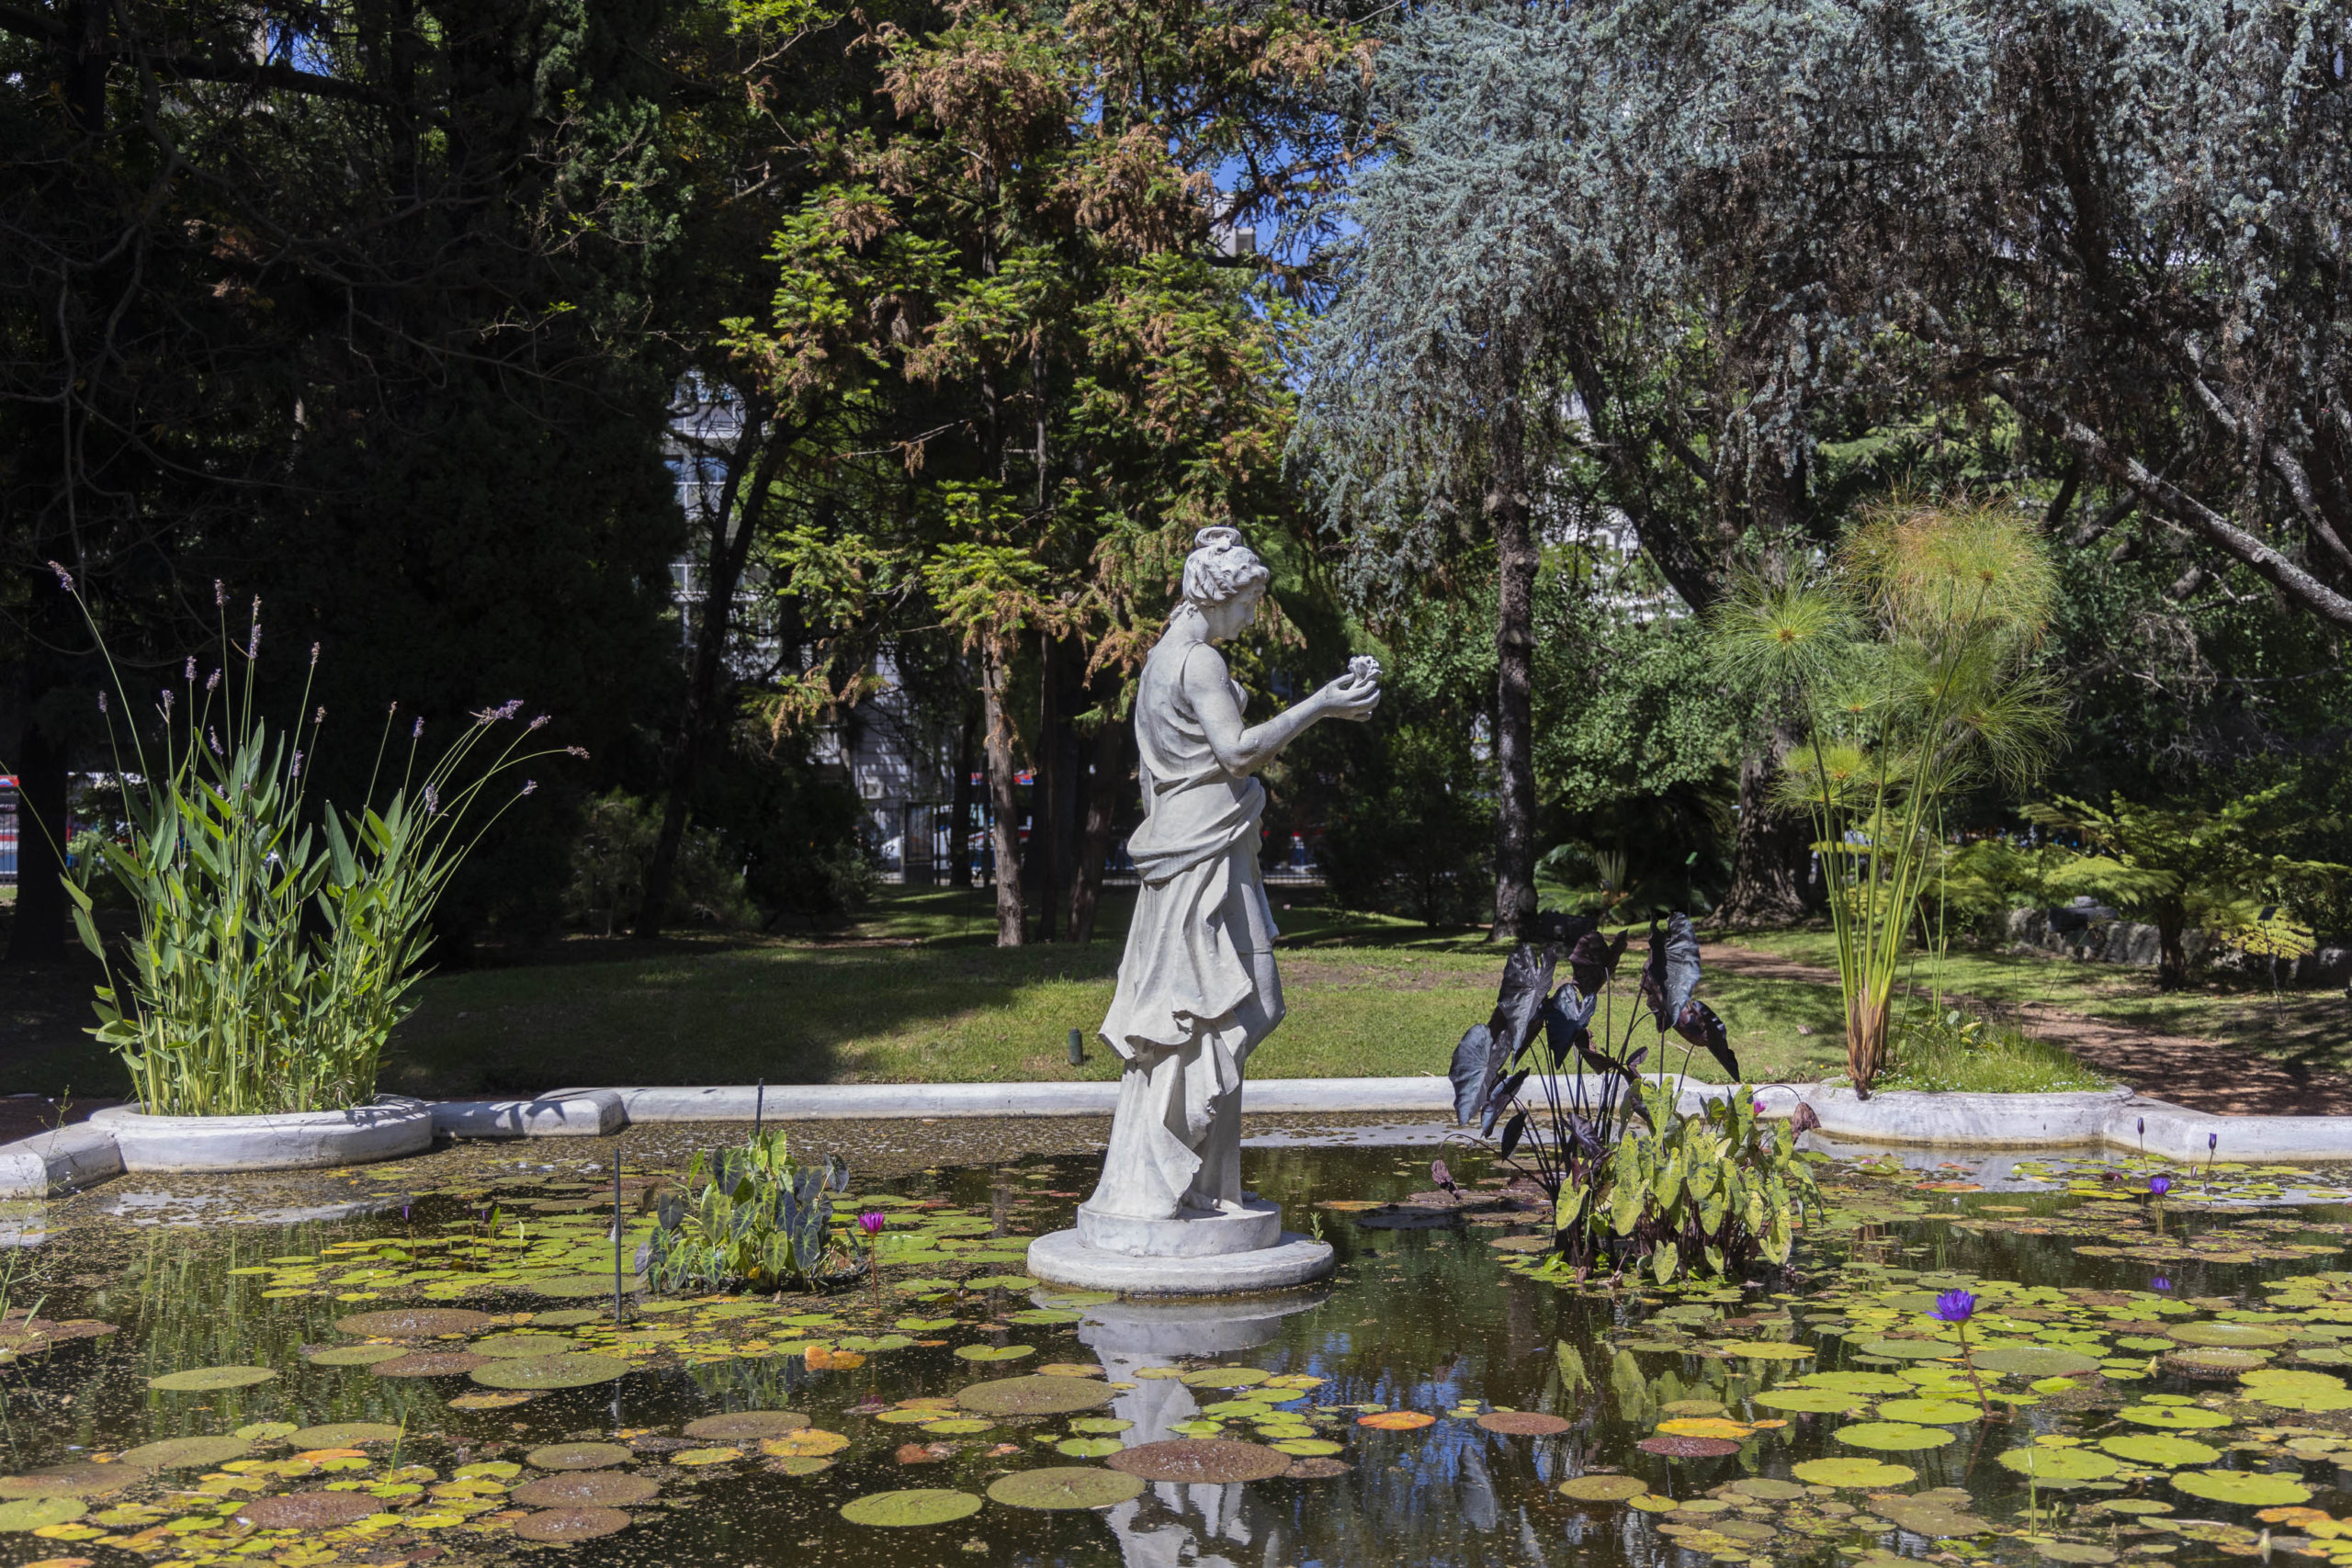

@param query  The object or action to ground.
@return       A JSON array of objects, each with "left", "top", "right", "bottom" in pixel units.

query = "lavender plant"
[{"left": 47, "top": 572, "right": 566, "bottom": 1115}]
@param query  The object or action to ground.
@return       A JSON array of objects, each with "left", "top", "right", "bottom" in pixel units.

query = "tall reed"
[{"left": 45, "top": 571, "right": 568, "bottom": 1115}]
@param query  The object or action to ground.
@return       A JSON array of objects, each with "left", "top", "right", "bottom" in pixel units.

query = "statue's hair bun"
[{"left": 1182, "top": 526, "right": 1270, "bottom": 608}]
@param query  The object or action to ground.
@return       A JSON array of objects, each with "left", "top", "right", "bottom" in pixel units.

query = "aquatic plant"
[
  {"left": 642, "top": 1130, "right": 853, "bottom": 1292},
  {"left": 42, "top": 575, "right": 564, "bottom": 1114},
  {"left": 1450, "top": 912, "right": 1821, "bottom": 1281},
  {"left": 1709, "top": 500, "right": 2064, "bottom": 1093}
]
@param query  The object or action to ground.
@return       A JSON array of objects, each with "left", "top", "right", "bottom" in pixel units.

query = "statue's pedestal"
[{"left": 1028, "top": 1197, "right": 1333, "bottom": 1295}]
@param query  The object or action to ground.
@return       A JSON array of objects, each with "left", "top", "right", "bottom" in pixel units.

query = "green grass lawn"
[
  {"left": 379, "top": 887, "right": 1857, "bottom": 1098},
  {"left": 1722, "top": 929, "right": 2351, "bottom": 1078}
]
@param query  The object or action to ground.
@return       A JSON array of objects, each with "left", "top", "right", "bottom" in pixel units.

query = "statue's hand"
[{"left": 1317, "top": 663, "right": 1382, "bottom": 722}]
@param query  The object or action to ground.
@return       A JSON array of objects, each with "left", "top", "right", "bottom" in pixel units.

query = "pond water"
[{"left": 4, "top": 1137, "right": 2352, "bottom": 1568}]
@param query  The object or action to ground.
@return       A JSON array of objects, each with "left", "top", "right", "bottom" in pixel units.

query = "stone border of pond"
[{"left": 2, "top": 1076, "right": 2345, "bottom": 1197}]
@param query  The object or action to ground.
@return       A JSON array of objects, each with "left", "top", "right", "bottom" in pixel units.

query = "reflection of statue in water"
[{"left": 1090, "top": 528, "right": 1380, "bottom": 1223}]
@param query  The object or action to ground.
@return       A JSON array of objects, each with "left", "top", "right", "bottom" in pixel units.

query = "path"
[{"left": 1703, "top": 942, "right": 2352, "bottom": 1117}]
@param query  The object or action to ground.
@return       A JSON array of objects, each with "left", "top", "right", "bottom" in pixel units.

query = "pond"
[{"left": 4, "top": 1134, "right": 2352, "bottom": 1568}]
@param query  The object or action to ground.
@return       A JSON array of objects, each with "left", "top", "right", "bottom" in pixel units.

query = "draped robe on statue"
[{"left": 1090, "top": 638, "right": 1284, "bottom": 1222}]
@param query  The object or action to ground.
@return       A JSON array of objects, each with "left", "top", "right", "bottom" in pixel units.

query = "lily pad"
[
  {"left": 1802, "top": 1371, "right": 1913, "bottom": 1394},
  {"left": 513, "top": 1506, "right": 634, "bottom": 1541},
  {"left": 956, "top": 1375, "right": 1115, "bottom": 1417},
  {"left": 1271, "top": 1438, "right": 1344, "bottom": 1456},
  {"left": 469, "top": 1333, "right": 579, "bottom": 1358},
  {"left": 1755, "top": 1388, "right": 1869, "bottom": 1414},
  {"left": 2165, "top": 1348, "right": 2271, "bottom": 1374},
  {"left": 118, "top": 1436, "right": 252, "bottom": 1470},
  {"left": 2101, "top": 1434, "right": 2222, "bottom": 1467},
  {"left": 1972, "top": 1347, "right": 2102, "bottom": 1377},
  {"left": 512, "top": 1472, "right": 660, "bottom": 1507},
  {"left": 1871, "top": 1490, "right": 1994, "bottom": 1538},
  {"left": 2169, "top": 1322, "right": 2290, "bottom": 1348},
  {"left": 760, "top": 1430, "right": 852, "bottom": 1459},
  {"left": 1285, "top": 1457, "right": 1352, "bottom": 1479},
  {"left": 2239, "top": 1369, "right": 2352, "bottom": 1411},
  {"left": 2035, "top": 1544, "right": 2117, "bottom": 1563},
  {"left": 1477, "top": 1411, "right": 1573, "bottom": 1436},
  {"left": 954, "top": 1344, "right": 1035, "bottom": 1362},
  {"left": 1718, "top": 1340, "right": 1816, "bottom": 1360},
  {"left": 1836, "top": 1422, "right": 1956, "bottom": 1451},
  {"left": 1357, "top": 1411, "right": 1437, "bottom": 1431},
  {"left": 307, "top": 1344, "right": 408, "bottom": 1367},
  {"left": 1637, "top": 1435, "right": 1741, "bottom": 1458},
  {"left": 526, "top": 1443, "right": 634, "bottom": 1470},
  {"left": 287, "top": 1422, "right": 406, "bottom": 1448},
  {"left": 1179, "top": 1367, "right": 1271, "bottom": 1389},
  {"left": 1875, "top": 1398, "right": 1987, "bottom": 1424},
  {"left": 2168, "top": 1470, "right": 2312, "bottom": 1506},
  {"left": 1105, "top": 1439, "right": 1291, "bottom": 1483},
  {"left": 373, "top": 1351, "right": 493, "bottom": 1378},
  {"left": 1999, "top": 1447, "right": 2120, "bottom": 1481},
  {"left": 1726, "top": 1478, "right": 1808, "bottom": 1501},
  {"left": 1854, "top": 1339, "right": 1957, "bottom": 1360},
  {"left": 838, "top": 1489, "right": 984, "bottom": 1527},
  {"left": 148, "top": 1364, "right": 277, "bottom": 1392},
  {"left": 238, "top": 1491, "right": 382, "bottom": 1529},
  {"left": 683, "top": 1411, "right": 809, "bottom": 1441},
  {"left": 336, "top": 1307, "right": 494, "bottom": 1337},
  {"left": 986, "top": 1468, "right": 1147, "bottom": 1510},
  {"left": 923, "top": 1418, "right": 994, "bottom": 1436},
  {"left": 2118, "top": 1404, "right": 2232, "bottom": 1430},
  {"left": 767, "top": 1455, "right": 834, "bottom": 1477},
  {"left": 0, "top": 1496, "right": 85, "bottom": 1531},
  {"left": 469, "top": 1352, "right": 630, "bottom": 1389},
  {"left": 1557, "top": 1474, "right": 1649, "bottom": 1501},
  {"left": 1054, "top": 1438, "right": 1124, "bottom": 1458},
  {"left": 0, "top": 1466, "right": 127, "bottom": 1501},
  {"left": 1792, "top": 1458, "right": 1917, "bottom": 1488},
  {"left": 527, "top": 1273, "right": 646, "bottom": 1298}
]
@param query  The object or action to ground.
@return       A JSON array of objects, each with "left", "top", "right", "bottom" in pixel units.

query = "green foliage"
[
  {"left": 563, "top": 792, "right": 757, "bottom": 936},
  {"left": 2025, "top": 785, "right": 2348, "bottom": 989},
  {"left": 1711, "top": 501, "right": 2064, "bottom": 1090},
  {"left": 65, "top": 594, "right": 559, "bottom": 1115},
  {"left": 1550, "top": 1080, "right": 1821, "bottom": 1285},
  {"left": 1874, "top": 1003, "right": 2109, "bottom": 1096},
  {"left": 643, "top": 1132, "right": 853, "bottom": 1292}
]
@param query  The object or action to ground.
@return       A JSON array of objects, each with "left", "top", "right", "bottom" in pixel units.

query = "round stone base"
[
  {"left": 1075, "top": 1198, "right": 1280, "bottom": 1258},
  {"left": 1026, "top": 1227, "right": 1334, "bottom": 1296},
  {"left": 87, "top": 1098, "right": 434, "bottom": 1173}
]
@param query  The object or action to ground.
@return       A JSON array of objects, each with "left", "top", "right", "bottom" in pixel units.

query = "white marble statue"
[{"left": 1088, "top": 527, "right": 1381, "bottom": 1224}]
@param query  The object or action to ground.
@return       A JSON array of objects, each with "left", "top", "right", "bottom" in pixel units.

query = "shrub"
[
  {"left": 641, "top": 1131, "right": 853, "bottom": 1292},
  {"left": 561, "top": 790, "right": 757, "bottom": 935}
]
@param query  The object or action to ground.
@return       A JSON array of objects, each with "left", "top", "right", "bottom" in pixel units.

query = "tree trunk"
[
  {"left": 2156, "top": 910, "right": 2188, "bottom": 992},
  {"left": 948, "top": 698, "right": 977, "bottom": 889},
  {"left": 1069, "top": 707, "right": 1129, "bottom": 944},
  {"left": 1487, "top": 412, "right": 1540, "bottom": 942},
  {"left": 1032, "top": 632, "right": 1061, "bottom": 941},
  {"left": 1712, "top": 716, "right": 1815, "bottom": 928},
  {"left": 638, "top": 403, "right": 776, "bottom": 939},
  {"left": 980, "top": 640, "right": 1025, "bottom": 946}
]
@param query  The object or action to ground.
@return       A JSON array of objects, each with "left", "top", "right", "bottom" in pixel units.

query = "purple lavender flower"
[
  {"left": 49, "top": 560, "right": 74, "bottom": 592},
  {"left": 207, "top": 727, "right": 222, "bottom": 755},
  {"left": 206, "top": 668, "right": 220, "bottom": 694},
  {"left": 96, "top": 690, "right": 107, "bottom": 714},
  {"left": 529, "top": 714, "right": 549, "bottom": 729},
  {"left": 290, "top": 750, "right": 302, "bottom": 779},
  {"left": 185, "top": 656, "right": 196, "bottom": 682},
  {"left": 2148, "top": 1174, "right": 2171, "bottom": 1197},
  {"left": 1931, "top": 1289, "right": 1977, "bottom": 1325},
  {"left": 521, "top": 779, "right": 537, "bottom": 796},
  {"left": 566, "top": 745, "right": 590, "bottom": 759},
  {"left": 161, "top": 689, "right": 174, "bottom": 716},
  {"left": 213, "top": 579, "right": 226, "bottom": 607},
  {"left": 424, "top": 783, "right": 439, "bottom": 815},
  {"left": 309, "top": 642, "right": 320, "bottom": 667}
]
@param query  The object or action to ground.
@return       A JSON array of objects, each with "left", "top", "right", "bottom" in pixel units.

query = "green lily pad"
[
  {"left": 307, "top": 1344, "right": 409, "bottom": 1367},
  {"left": 1271, "top": 1438, "right": 1343, "bottom": 1456},
  {"left": 955, "top": 1345, "right": 1035, "bottom": 1362},
  {"left": 1754, "top": 1387, "right": 1868, "bottom": 1414},
  {"left": 1999, "top": 1447, "right": 2120, "bottom": 1481},
  {"left": 2166, "top": 1348, "right": 2271, "bottom": 1373},
  {"left": 1726, "top": 1478, "right": 1807, "bottom": 1501},
  {"left": 1854, "top": 1339, "right": 1957, "bottom": 1360},
  {"left": 1836, "top": 1422, "right": 1956, "bottom": 1451},
  {"left": 2036, "top": 1545, "right": 2118, "bottom": 1563},
  {"left": 511, "top": 1472, "right": 661, "bottom": 1507},
  {"left": 469, "top": 1352, "right": 631, "bottom": 1389},
  {"left": 469, "top": 1333, "right": 579, "bottom": 1359},
  {"left": 2239, "top": 1369, "right": 2352, "bottom": 1411},
  {"left": 1792, "top": 1457, "right": 1917, "bottom": 1488},
  {"left": 1875, "top": 1398, "right": 1987, "bottom": 1424},
  {"left": 287, "top": 1422, "right": 406, "bottom": 1448},
  {"left": 149, "top": 1364, "right": 277, "bottom": 1392},
  {"left": 2169, "top": 1322, "right": 2290, "bottom": 1348},
  {"left": 922, "top": 1418, "right": 993, "bottom": 1436},
  {"left": 0, "top": 1496, "right": 86, "bottom": 1530},
  {"left": 682, "top": 1412, "right": 808, "bottom": 1441},
  {"left": 2100, "top": 1434, "right": 2222, "bottom": 1467},
  {"left": 1007, "top": 1309, "right": 1083, "bottom": 1325},
  {"left": 1069, "top": 1417, "right": 1132, "bottom": 1435},
  {"left": 838, "top": 1488, "right": 984, "bottom": 1527},
  {"left": 1180, "top": 1367, "right": 1272, "bottom": 1389},
  {"left": 526, "top": 1273, "right": 646, "bottom": 1298},
  {"left": 1718, "top": 1341, "right": 1816, "bottom": 1360},
  {"left": 1972, "top": 1347, "right": 2102, "bottom": 1377},
  {"left": 2168, "top": 1470, "right": 2312, "bottom": 1506},
  {"left": 2118, "top": 1404, "right": 2232, "bottom": 1430},
  {"left": 233, "top": 1422, "right": 297, "bottom": 1441},
  {"left": 118, "top": 1436, "right": 252, "bottom": 1469},
  {"left": 956, "top": 1376, "right": 1115, "bottom": 1417},
  {"left": 1557, "top": 1474, "right": 1649, "bottom": 1501},
  {"left": 986, "top": 1468, "right": 1145, "bottom": 1510},
  {"left": 1054, "top": 1438, "right": 1124, "bottom": 1458},
  {"left": 336, "top": 1308, "right": 495, "bottom": 1337},
  {"left": 1801, "top": 1371, "right": 1913, "bottom": 1394},
  {"left": 533, "top": 1309, "right": 605, "bottom": 1327}
]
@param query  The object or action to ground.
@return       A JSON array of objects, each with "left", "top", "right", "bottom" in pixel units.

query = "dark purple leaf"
[
  {"left": 1430, "top": 1158, "right": 1457, "bottom": 1194},
  {"left": 1672, "top": 998, "right": 1737, "bottom": 1079},
  {"left": 1790, "top": 1101, "right": 1822, "bottom": 1134},
  {"left": 1637, "top": 914, "right": 1702, "bottom": 1034},
  {"left": 1498, "top": 1110, "right": 1528, "bottom": 1161},
  {"left": 1623, "top": 1045, "right": 1648, "bottom": 1077},
  {"left": 1565, "top": 1113, "right": 1602, "bottom": 1159},
  {"left": 1483, "top": 1066, "right": 1531, "bottom": 1136},
  {"left": 1539, "top": 986, "right": 1598, "bottom": 1069},
  {"left": 1490, "top": 942, "right": 1557, "bottom": 1060},
  {"left": 1566, "top": 931, "right": 1628, "bottom": 997},
  {"left": 1449, "top": 1022, "right": 1496, "bottom": 1127}
]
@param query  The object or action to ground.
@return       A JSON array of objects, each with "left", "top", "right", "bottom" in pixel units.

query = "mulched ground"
[{"left": 1702, "top": 942, "right": 2352, "bottom": 1117}]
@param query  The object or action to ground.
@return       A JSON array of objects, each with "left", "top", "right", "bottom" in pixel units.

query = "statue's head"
[{"left": 1181, "top": 526, "right": 1271, "bottom": 613}]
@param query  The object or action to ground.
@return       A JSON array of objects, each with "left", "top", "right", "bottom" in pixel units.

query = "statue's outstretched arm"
[{"left": 1184, "top": 648, "right": 1379, "bottom": 778}]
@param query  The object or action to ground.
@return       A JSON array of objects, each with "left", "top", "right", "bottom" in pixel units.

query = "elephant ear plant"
[
  {"left": 1451, "top": 913, "right": 1823, "bottom": 1282},
  {"left": 38, "top": 571, "right": 568, "bottom": 1116},
  {"left": 642, "top": 1131, "right": 854, "bottom": 1292}
]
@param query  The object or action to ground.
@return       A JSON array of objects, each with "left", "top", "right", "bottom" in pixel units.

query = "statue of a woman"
[{"left": 1089, "top": 527, "right": 1380, "bottom": 1224}]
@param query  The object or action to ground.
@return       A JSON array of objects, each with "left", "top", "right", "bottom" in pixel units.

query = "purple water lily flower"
[
  {"left": 2151, "top": 1277, "right": 2172, "bottom": 1292},
  {"left": 1932, "top": 1289, "right": 1977, "bottom": 1325},
  {"left": 856, "top": 1211, "right": 888, "bottom": 1236},
  {"left": 2148, "top": 1175, "right": 2171, "bottom": 1198}
]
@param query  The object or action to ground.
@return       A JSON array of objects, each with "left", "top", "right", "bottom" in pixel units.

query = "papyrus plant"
[
  {"left": 1709, "top": 502, "right": 2064, "bottom": 1095},
  {"left": 48, "top": 574, "right": 566, "bottom": 1115}
]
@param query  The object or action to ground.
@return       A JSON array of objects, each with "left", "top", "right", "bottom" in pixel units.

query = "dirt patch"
[{"left": 1703, "top": 942, "right": 2352, "bottom": 1117}]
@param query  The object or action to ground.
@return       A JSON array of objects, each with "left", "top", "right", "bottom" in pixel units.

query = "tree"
[{"left": 2026, "top": 785, "right": 2348, "bottom": 993}]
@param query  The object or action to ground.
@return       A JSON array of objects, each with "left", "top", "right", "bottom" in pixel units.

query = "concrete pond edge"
[{"left": 2, "top": 1076, "right": 2345, "bottom": 1197}]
